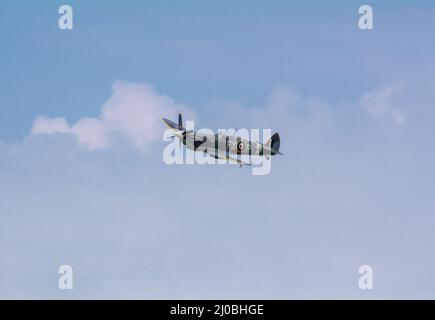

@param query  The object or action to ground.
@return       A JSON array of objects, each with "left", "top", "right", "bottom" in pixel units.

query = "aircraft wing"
[{"left": 206, "top": 149, "right": 252, "bottom": 167}]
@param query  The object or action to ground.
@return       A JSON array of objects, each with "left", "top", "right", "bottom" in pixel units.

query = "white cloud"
[
  {"left": 71, "top": 118, "right": 110, "bottom": 150},
  {"left": 100, "top": 81, "right": 192, "bottom": 152},
  {"left": 30, "top": 81, "right": 194, "bottom": 152},
  {"left": 360, "top": 84, "right": 406, "bottom": 124},
  {"left": 30, "top": 81, "right": 406, "bottom": 154},
  {"left": 203, "top": 84, "right": 331, "bottom": 134},
  {"left": 31, "top": 116, "right": 70, "bottom": 135}
]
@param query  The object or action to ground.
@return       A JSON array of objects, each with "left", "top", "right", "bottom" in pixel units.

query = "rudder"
[{"left": 270, "top": 133, "right": 280, "bottom": 153}]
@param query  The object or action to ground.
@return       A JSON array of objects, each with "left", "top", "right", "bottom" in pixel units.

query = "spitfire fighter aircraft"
[{"left": 162, "top": 114, "right": 282, "bottom": 167}]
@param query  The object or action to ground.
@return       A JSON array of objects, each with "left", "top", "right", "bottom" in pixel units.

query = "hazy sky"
[{"left": 1, "top": 0, "right": 435, "bottom": 299}]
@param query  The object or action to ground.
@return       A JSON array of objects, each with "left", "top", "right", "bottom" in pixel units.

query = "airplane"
[{"left": 162, "top": 114, "right": 282, "bottom": 167}]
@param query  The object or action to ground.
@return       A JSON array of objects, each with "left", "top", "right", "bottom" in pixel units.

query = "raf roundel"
[{"left": 237, "top": 141, "right": 245, "bottom": 152}]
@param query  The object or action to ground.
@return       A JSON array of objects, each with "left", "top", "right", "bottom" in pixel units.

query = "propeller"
[{"left": 168, "top": 113, "right": 185, "bottom": 148}]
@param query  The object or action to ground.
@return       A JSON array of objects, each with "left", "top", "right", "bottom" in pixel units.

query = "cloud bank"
[
  {"left": 360, "top": 84, "right": 406, "bottom": 124},
  {"left": 31, "top": 81, "right": 193, "bottom": 152},
  {"left": 30, "top": 80, "right": 408, "bottom": 157},
  {"left": 3, "top": 80, "right": 434, "bottom": 299}
]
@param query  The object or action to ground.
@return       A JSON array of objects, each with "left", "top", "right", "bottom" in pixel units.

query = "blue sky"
[
  {"left": 2, "top": 0, "right": 434, "bottom": 141},
  {"left": 1, "top": 0, "right": 435, "bottom": 298}
]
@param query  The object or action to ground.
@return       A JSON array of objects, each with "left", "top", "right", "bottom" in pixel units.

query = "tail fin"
[{"left": 265, "top": 133, "right": 282, "bottom": 155}]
